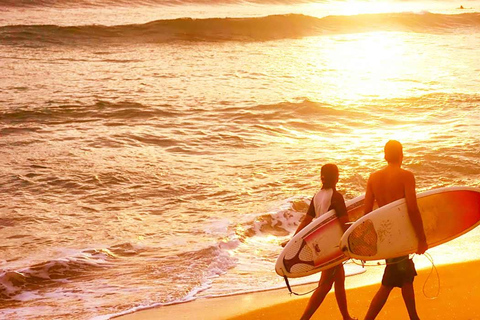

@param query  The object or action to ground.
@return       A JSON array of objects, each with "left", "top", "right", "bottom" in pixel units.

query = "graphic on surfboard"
[
  {"left": 340, "top": 187, "right": 480, "bottom": 260},
  {"left": 275, "top": 195, "right": 367, "bottom": 278}
]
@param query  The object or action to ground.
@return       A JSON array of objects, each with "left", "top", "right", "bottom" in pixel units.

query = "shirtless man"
[{"left": 364, "top": 140, "right": 428, "bottom": 320}]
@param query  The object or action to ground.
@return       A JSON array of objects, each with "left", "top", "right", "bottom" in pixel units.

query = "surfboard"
[
  {"left": 275, "top": 194, "right": 366, "bottom": 278},
  {"left": 340, "top": 187, "right": 480, "bottom": 260}
]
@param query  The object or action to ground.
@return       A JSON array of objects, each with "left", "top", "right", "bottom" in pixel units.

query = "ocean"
[{"left": 1, "top": 0, "right": 480, "bottom": 319}]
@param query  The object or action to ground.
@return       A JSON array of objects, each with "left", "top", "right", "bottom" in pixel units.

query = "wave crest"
[
  {"left": 2, "top": 13, "right": 480, "bottom": 45},
  {"left": 235, "top": 197, "right": 310, "bottom": 239},
  {"left": 0, "top": 100, "right": 178, "bottom": 127},
  {"left": 0, "top": 248, "right": 115, "bottom": 299},
  {"left": 0, "top": 0, "right": 316, "bottom": 8}
]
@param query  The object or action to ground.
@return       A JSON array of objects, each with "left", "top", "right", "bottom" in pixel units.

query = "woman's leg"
[
  {"left": 300, "top": 268, "right": 336, "bottom": 320},
  {"left": 334, "top": 265, "right": 356, "bottom": 320}
]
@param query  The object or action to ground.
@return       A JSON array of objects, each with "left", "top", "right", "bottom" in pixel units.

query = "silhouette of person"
[
  {"left": 283, "top": 164, "right": 356, "bottom": 320},
  {"left": 363, "top": 140, "right": 428, "bottom": 320}
]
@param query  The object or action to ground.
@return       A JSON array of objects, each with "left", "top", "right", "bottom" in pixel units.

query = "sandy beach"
[{"left": 115, "top": 259, "right": 480, "bottom": 320}]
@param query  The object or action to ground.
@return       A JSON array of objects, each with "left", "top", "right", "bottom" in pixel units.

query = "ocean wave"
[
  {"left": 148, "top": 242, "right": 239, "bottom": 304},
  {"left": 220, "top": 99, "right": 371, "bottom": 137},
  {"left": 0, "top": 100, "right": 179, "bottom": 126},
  {"left": 0, "top": 98, "right": 360, "bottom": 136},
  {"left": 235, "top": 197, "right": 310, "bottom": 239},
  {"left": 0, "top": 242, "right": 153, "bottom": 301},
  {"left": 247, "top": 99, "right": 359, "bottom": 118},
  {"left": 1, "top": 12, "right": 479, "bottom": 45},
  {"left": 0, "top": 0, "right": 316, "bottom": 8},
  {"left": 215, "top": 99, "right": 368, "bottom": 129},
  {"left": 0, "top": 248, "right": 115, "bottom": 299}
]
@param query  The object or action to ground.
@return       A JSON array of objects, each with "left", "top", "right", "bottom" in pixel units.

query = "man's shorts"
[{"left": 381, "top": 256, "right": 417, "bottom": 288}]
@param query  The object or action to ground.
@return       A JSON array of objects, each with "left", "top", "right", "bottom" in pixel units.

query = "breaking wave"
[
  {"left": 0, "top": 248, "right": 116, "bottom": 299},
  {"left": 1, "top": 0, "right": 319, "bottom": 8},
  {"left": 1, "top": 12, "right": 480, "bottom": 45}
]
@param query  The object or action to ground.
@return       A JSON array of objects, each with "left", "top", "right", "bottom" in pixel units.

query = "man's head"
[
  {"left": 321, "top": 163, "right": 339, "bottom": 189},
  {"left": 384, "top": 140, "right": 403, "bottom": 164}
]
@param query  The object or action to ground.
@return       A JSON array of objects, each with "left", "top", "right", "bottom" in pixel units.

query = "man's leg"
[
  {"left": 364, "top": 285, "right": 393, "bottom": 320},
  {"left": 401, "top": 282, "right": 420, "bottom": 320}
]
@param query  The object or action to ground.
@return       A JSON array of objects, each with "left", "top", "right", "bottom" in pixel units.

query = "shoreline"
[{"left": 114, "top": 259, "right": 480, "bottom": 320}]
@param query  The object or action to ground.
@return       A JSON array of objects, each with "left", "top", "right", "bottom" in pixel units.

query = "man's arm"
[{"left": 404, "top": 171, "right": 428, "bottom": 254}]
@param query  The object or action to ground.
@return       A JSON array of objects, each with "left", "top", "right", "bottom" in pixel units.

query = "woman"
[{"left": 283, "top": 164, "right": 356, "bottom": 320}]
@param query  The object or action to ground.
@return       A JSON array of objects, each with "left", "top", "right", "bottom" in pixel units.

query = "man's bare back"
[{"left": 367, "top": 166, "right": 416, "bottom": 208}]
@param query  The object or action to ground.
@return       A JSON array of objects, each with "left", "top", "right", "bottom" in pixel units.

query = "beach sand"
[{"left": 115, "top": 259, "right": 480, "bottom": 320}]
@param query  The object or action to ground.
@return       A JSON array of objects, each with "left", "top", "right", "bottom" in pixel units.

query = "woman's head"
[{"left": 321, "top": 163, "right": 339, "bottom": 189}]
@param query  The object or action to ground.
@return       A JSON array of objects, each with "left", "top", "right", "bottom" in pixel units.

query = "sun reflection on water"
[
  {"left": 332, "top": 0, "right": 403, "bottom": 15},
  {"left": 311, "top": 31, "right": 418, "bottom": 101}
]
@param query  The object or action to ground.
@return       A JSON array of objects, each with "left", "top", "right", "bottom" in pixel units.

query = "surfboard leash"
[
  {"left": 348, "top": 255, "right": 411, "bottom": 267},
  {"left": 420, "top": 252, "right": 441, "bottom": 299},
  {"left": 283, "top": 276, "right": 319, "bottom": 296},
  {"left": 349, "top": 258, "right": 384, "bottom": 267},
  {"left": 283, "top": 265, "right": 340, "bottom": 296}
]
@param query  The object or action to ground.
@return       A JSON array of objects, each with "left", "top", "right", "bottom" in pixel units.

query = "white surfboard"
[
  {"left": 340, "top": 187, "right": 480, "bottom": 260},
  {"left": 275, "top": 195, "right": 366, "bottom": 278}
]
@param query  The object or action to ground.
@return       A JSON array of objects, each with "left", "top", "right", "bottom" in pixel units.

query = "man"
[{"left": 363, "top": 140, "right": 428, "bottom": 320}]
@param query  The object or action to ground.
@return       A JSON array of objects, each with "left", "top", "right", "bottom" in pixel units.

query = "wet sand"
[{"left": 114, "top": 259, "right": 480, "bottom": 320}]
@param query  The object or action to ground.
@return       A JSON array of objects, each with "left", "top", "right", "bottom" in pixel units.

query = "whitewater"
[{"left": 1, "top": 0, "right": 480, "bottom": 319}]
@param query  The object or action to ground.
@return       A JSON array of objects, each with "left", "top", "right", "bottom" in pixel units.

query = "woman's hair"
[{"left": 321, "top": 163, "right": 339, "bottom": 189}]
